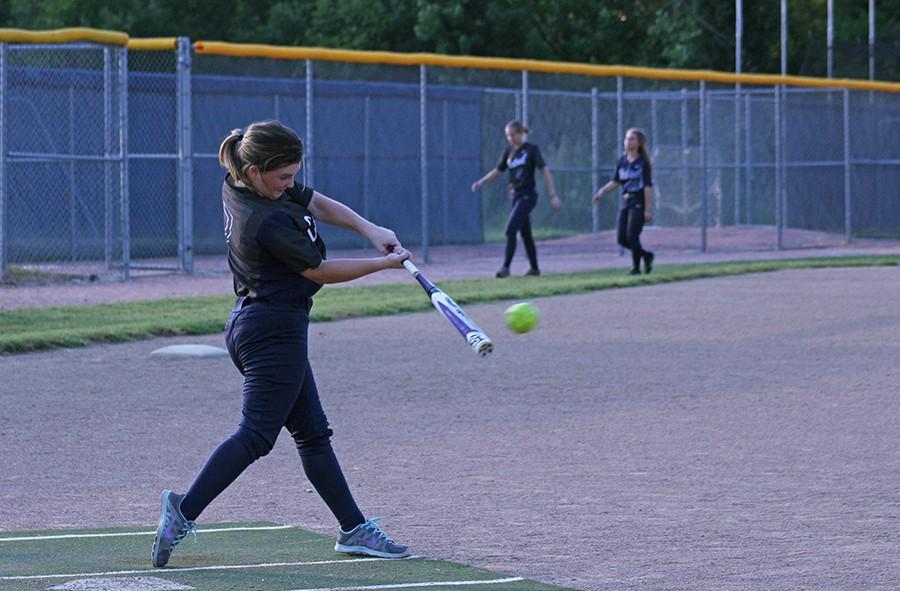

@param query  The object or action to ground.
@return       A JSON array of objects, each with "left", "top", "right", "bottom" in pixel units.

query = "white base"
[
  {"left": 50, "top": 577, "right": 194, "bottom": 591},
  {"left": 149, "top": 344, "right": 229, "bottom": 359}
]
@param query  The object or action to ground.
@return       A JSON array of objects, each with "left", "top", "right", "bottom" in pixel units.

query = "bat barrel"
[{"left": 404, "top": 259, "right": 493, "bottom": 357}]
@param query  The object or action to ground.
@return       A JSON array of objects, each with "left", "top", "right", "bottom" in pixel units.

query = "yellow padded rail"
[
  {"left": 128, "top": 37, "right": 178, "bottom": 51},
  {"left": 193, "top": 40, "right": 900, "bottom": 94},
  {"left": 0, "top": 27, "right": 128, "bottom": 46}
]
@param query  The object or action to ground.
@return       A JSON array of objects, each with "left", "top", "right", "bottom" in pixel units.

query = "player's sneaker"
[
  {"left": 525, "top": 267, "right": 540, "bottom": 276},
  {"left": 628, "top": 268, "right": 641, "bottom": 276},
  {"left": 643, "top": 251, "right": 655, "bottom": 274},
  {"left": 151, "top": 490, "right": 196, "bottom": 567},
  {"left": 335, "top": 518, "right": 410, "bottom": 559},
  {"left": 495, "top": 266, "right": 510, "bottom": 278}
]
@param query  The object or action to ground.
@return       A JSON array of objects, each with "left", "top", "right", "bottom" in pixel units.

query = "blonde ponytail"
[{"left": 218, "top": 128, "right": 247, "bottom": 184}]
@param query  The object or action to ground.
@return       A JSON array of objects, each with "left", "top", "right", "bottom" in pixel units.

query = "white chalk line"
[
  {"left": 283, "top": 578, "right": 525, "bottom": 591},
  {"left": 0, "top": 556, "right": 419, "bottom": 581},
  {"left": 0, "top": 524, "right": 295, "bottom": 542}
]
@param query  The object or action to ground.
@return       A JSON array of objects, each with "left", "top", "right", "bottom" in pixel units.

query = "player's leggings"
[
  {"left": 617, "top": 204, "right": 651, "bottom": 271},
  {"left": 179, "top": 297, "right": 365, "bottom": 532},
  {"left": 504, "top": 191, "right": 538, "bottom": 269}
]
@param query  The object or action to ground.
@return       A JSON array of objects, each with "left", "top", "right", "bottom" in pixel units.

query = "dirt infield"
[
  {"left": 2, "top": 266, "right": 899, "bottom": 590},
  {"left": 3, "top": 227, "right": 899, "bottom": 310}
]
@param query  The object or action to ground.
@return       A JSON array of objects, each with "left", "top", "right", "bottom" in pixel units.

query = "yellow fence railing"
[
  {"left": 0, "top": 27, "right": 128, "bottom": 46},
  {"left": 127, "top": 37, "right": 178, "bottom": 51},
  {"left": 0, "top": 28, "right": 897, "bottom": 93},
  {"left": 0, "top": 29, "right": 177, "bottom": 51},
  {"left": 192, "top": 40, "right": 900, "bottom": 94}
]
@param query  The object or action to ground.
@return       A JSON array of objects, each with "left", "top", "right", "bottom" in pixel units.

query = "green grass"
[
  {"left": 0, "top": 522, "right": 569, "bottom": 590},
  {"left": 1, "top": 256, "right": 897, "bottom": 354}
]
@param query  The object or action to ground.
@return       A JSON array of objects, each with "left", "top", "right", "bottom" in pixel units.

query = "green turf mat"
[{"left": 0, "top": 523, "right": 573, "bottom": 591}]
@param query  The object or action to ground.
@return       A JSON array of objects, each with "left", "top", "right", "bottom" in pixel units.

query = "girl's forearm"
[
  {"left": 309, "top": 192, "right": 373, "bottom": 236},
  {"left": 480, "top": 169, "right": 499, "bottom": 185},
  {"left": 543, "top": 168, "right": 557, "bottom": 196},
  {"left": 302, "top": 258, "right": 389, "bottom": 285}
]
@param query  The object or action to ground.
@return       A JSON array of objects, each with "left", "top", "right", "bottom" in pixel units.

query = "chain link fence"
[
  {"left": 1, "top": 34, "right": 898, "bottom": 281},
  {"left": 0, "top": 40, "right": 128, "bottom": 281},
  {"left": 128, "top": 42, "right": 181, "bottom": 273}
]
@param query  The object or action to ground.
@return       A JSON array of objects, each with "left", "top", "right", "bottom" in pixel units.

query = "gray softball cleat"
[
  {"left": 151, "top": 489, "right": 196, "bottom": 567},
  {"left": 335, "top": 518, "right": 410, "bottom": 559}
]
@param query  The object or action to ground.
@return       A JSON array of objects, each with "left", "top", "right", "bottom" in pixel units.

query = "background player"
[
  {"left": 593, "top": 128, "right": 655, "bottom": 275},
  {"left": 471, "top": 120, "right": 562, "bottom": 278},
  {"left": 152, "top": 120, "right": 411, "bottom": 567}
]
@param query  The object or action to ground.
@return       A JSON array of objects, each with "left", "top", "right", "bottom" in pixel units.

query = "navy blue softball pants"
[
  {"left": 617, "top": 205, "right": 650, "bottom": 271},
  {"left": 179, "top": 297, "right": 365, "bottom": 531},
  {"left": 504, "top": 191, "right": 538, "bottom": 269}
]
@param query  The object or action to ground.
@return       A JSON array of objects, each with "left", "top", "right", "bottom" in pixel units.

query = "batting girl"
[
  {"left": 471, "top": 120, "right": 561, "bottom": 277},
  {"left": 593, "top": 128, "right": 655, "bottom": 275},
  {"left": 152, "top": 120, "right": 411, "bottom": 567}
]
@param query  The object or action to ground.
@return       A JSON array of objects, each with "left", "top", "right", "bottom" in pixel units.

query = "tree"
[{"left": 1, "top": 0, "right": 896, "bottom": 80}]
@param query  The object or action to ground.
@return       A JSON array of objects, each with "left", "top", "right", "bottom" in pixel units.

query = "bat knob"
[{"left": 467, "top": 333, "right": 493, "bottom": 357}]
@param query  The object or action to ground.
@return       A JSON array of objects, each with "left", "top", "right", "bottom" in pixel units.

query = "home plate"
[
  {"left": 49, "top": 577, "right": 194, "bottom": 590},
  {"left": 149, "top": 344, "right": 229, "bottom": 359}
]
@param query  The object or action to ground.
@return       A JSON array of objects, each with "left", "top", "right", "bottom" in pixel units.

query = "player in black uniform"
[
  {"left": 471, "top": 120, "right": 562, "bottom": 277},
  {"left": 152, "top": 120, "right": 412, "bottom": 567},
  {"left": 593, "top": 128, "right": 655, "bottom": 275}
]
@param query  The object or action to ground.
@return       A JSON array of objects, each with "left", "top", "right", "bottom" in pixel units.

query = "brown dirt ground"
[{"left": 2, "top": 266, "right": 899, "bottom": 590}]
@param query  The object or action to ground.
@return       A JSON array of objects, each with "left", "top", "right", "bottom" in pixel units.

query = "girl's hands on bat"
[
  {"left": 383, "top": 247, "right": 412, "bottom": 268},
  {"left": 365, "top": 224, "right": 402, "bottom": 255}
]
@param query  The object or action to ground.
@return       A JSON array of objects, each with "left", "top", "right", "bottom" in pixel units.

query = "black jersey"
[
  {"left": 222, "top": 174, "right": 326, "bottom": 303},
  {"left": 612, "top": 154, "right": 653, "bottom": 209},
  {"left": 496, "top": 142, "right": 546, "bottom": 194}
]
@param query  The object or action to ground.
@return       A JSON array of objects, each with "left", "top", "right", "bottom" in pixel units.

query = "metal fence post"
[
  {"left": 419, "top": 64, "right": 429, "bottom": 262},
  {"left": 176, "top": 36, "right": 193, "bottom": 274},
  {"left": 734, "top": 83, "right": 741, "bottom": 226},
  {"left": 700, "top": 81, "right": 708, "bottom": 253},
  {"left": 680, "top": 87, "right": 688, "bottom": 227},
  {"left": 827, "top": 0, "right": 834, "bottom": 79},
  {"left": 119, "top": 46, "right": 130, "bottom": 279},
  {"left": 616, "top": 77, "right": 624, "bottom": 151},
  {"left": 362, "top": 94, "right": 370, "bottom": 247},
  {"left": 774, "top": 85, "right": 783, "bottom": 250},
  {"left": 521, "top": 70, "right": 528, "bottom": 128},
  {"left": 650, "top": 96, "right": 659, "bottom": 223},
  {"left": 68, "top": 86, "right": 76, "bottom": 261},
  {"left": 103, "top": 47, "right": 113, "bottom": 269},
  {"left": 616, "top": 76, "right": 624, "bottom": 256},
  {"left": 781, "top": 88, "right": 789, "bottom": 230},
  {"left": 843, "top": 88, "right": 852, "bottom": 243},
  {"left": 736, "top": 0, "right": 743, "bottom": 227},
  {"left": 442, "top": 98, "right": 449, "bottom": 245},
  {"left": 591, "top": 87, "right": 599, "bottom": 233},
  {"left": 305, "top": 59, "right": 314, "bottom": 188},
  {"left": 0, "top": 43, "right": 6, "bottom": 282},
  {"left": 744, "top": 92, "right": 752, "bottom": 224}
]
